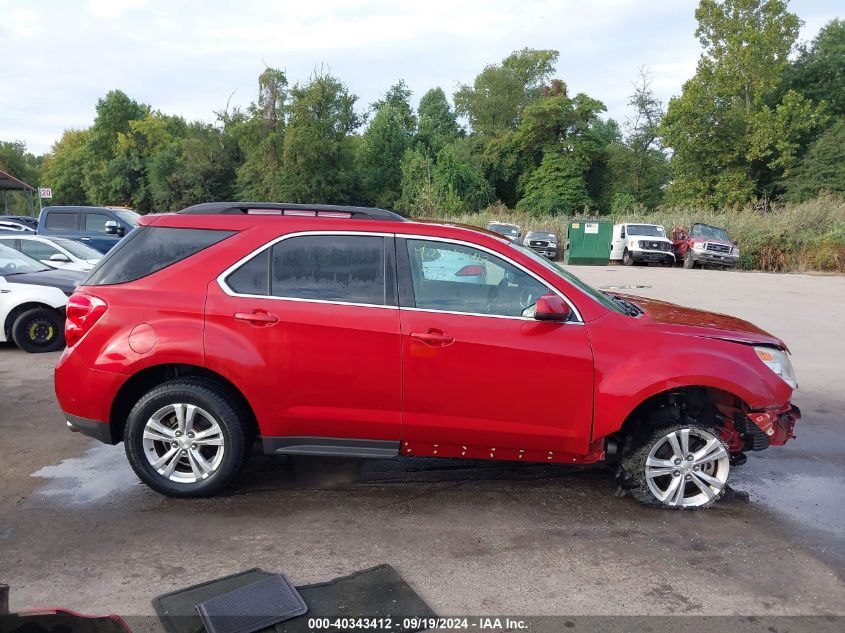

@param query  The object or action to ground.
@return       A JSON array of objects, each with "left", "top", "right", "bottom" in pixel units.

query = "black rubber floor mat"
[
  {"left": 153, "top": 565, "right": 435, "bottom": 633},
  {"left": 196, "top": 575, "right": 307, "bottom": 633}
]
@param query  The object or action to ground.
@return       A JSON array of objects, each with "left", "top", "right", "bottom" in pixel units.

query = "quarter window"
[
  {"left": 264, "top": 235, "right": 386, "bottom": 305},
  {"left": 405, "top": 239, "right": 550, "bottom": 317}
]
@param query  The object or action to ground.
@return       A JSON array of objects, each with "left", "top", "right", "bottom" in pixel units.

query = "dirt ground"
[{"left": 1, "top": 266, "right": 844, "bottom": 623}]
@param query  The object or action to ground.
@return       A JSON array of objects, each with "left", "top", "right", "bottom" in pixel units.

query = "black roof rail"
[{"left": 177, "top": 201, "right": 408, "bottom": 222}]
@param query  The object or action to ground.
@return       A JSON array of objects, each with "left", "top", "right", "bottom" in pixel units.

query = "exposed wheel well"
[
  {"left": 108, "top": 364, "right": 258, "bottom": 444},
  {"left": 609, "top": 386, "right": 749, "bottom": 459},
  {"left": 4, "top": 302, "right": 64, "bottom": 338}
]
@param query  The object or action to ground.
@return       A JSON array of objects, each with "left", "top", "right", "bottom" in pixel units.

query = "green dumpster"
[{"left": 563, "top": 220, "right": 613, "bottom": 265}]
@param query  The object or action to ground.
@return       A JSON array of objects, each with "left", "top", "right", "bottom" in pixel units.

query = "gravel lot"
[{"left": 1, "top": 266, "right": 844, "bottom": 622}]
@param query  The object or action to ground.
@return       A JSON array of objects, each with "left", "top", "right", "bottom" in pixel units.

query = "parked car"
[
  {"left": 523, "top": 231, "right": 559, "bottom": 260},
  {"left": 0, "top": 245, "right": 84, "bottom": 352},
  {"left": 610, "top": 223, "right": 675, "bottom": 266},
  {"left": 673, "top": 223, "right": 739, "bottom": 269},
  {"left": 0, "top": 235, "right": 103, "bottom": 272},
  {"left": 55, "top": 201, "right": 800, "bottom": 509},
  {"left": 486, "top": 221, "right": 521, "bottom": 242},
  {"left": 0, "top": 215, "right": 38, "bottom": 230},
  {"left": 0, "top": 219, "right": 36, "bottom": 233},
  {"left": 37, "top": 206, "right": 140, "bottom": 253}
]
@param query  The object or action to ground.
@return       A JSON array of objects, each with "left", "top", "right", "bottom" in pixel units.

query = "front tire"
[
  {"left": 618, "top": 423, "right": 730, "bottom": 510},
  {"left": 12, "top": 307, "right": 65, "bottom": 353},
  {"left": 683, "top": 250, "right": 695, "bottom": 269},
  {"left": 622, "top": 249, "right": 634, "bottom": 266},
  {"left": 124, "top": 379, "right": 248, "bottom": 497}
]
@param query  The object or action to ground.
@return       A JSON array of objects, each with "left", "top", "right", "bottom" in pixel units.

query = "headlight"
[
  {"left": 692, "top": 242, "right": 706, "bottom": 251},
  {"left": 732, "top": 246, "right": 739, "bottom": 255},
  {"left": 754, "top": 346, "right": 797, "bottom": 389}
]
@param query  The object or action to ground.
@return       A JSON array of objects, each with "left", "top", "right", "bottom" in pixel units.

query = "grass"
[{"left": 436, "top": 195, "right": 845, "bottom": 273}]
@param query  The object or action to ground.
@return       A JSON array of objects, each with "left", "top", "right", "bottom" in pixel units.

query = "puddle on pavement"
[
  {"left": 734, "top": 462, "right": 845, "bottom": 537},
  {"left": 31, "top": 444, "right": 140, "bottom": 504}
]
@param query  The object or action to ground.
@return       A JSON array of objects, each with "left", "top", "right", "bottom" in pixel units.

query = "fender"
[{"left": 589, "top": 326, "right": 794, "bottom": 442}]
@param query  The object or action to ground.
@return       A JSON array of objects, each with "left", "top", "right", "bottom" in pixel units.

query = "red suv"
[{"left": 55, "top": 202, "right": 800, "bottom": 509}]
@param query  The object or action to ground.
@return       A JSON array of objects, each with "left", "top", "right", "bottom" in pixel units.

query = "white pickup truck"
[{"left": 610, "top": 223, "right": 675, "bottom": 266}]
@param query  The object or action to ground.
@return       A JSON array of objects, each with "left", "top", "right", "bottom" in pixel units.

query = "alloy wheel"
[
  {"left": 644, "top": 427, "right": 729, "bottom": 508},
  {"left": 142, "top": 403, "right": 226, "bottom": 483}
]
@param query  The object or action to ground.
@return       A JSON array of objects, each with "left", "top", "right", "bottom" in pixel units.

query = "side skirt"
[{"left": 262, "top": 436, "right": 400, "bottom": 459}]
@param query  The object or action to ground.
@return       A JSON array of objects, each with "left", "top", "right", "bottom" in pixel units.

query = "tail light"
[{"left": 65, "top": 293, "right": 107, "bottom": 347}]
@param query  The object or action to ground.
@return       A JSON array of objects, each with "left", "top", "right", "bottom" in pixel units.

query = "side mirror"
[
  {"left": 49, "top": 253, "right": 71, "bottom": 262},
  {"left": 534, "top": 293, "right": 571, "bottom": 322},
  {"left": 104, "top": 220, "right": 124, "bottom": 236}
]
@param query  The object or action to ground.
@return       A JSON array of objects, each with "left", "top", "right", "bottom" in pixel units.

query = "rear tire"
[
  {"left": 618, "top": 423, "right": 730, "bottom": 510},
  {"left": 12, "top": 307, "right": 65, "bottom": 353},
  {"left": 124, "top": 379, "right": 248, "bottom": 497}
]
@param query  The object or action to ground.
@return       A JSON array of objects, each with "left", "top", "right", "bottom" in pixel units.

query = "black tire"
[
  {"left": 622, "top": 249, "right": 634, "bottom": 266},
  {"left": 617, "top": 422, "right": 730, "bottom": 510},
  {"left": 11, "top": 307, "right": 65, "bottom": 353},
  {"left": 124, "top": 378, "right": 249, "bottom": 497},
  {"left": 683, "top": 250, "right": 695, "bottom": 269}
]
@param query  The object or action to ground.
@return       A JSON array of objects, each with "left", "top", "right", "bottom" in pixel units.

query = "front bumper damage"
[{"left": 719, "top": 402, "right": 801, "bottom": 453}]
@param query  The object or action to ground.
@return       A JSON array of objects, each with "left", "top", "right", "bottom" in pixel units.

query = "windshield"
[
  {"left": 627, "top": 224, "right": 665, "bottom": 237},
  {"left": 509, "top": 242, "right": 625, "bottom": 315},
  {"left": 0, "top": 244, "right": 50, "bottom": 274},
  {"left": 691, "top": 224, "right": 731, "bottom": 241},
  {"left": 528, "top": 232, "right": 556, "bottom": 240},
  {"left": 489, "top": 224, "right": 519, "bottom": 237},
  {"left": 55, "top": 239, "right": 103, "bottom": 260},
  {"left": 114, "top": 210, "right": 140, "bottom": 226}
]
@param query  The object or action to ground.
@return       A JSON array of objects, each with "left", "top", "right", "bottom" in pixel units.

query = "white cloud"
[
  {"left": 86, "top": 0, "right": 148, "bottom": 19},
  {"left": 0, "top": 0, "right": 841, "bottom": 154}
]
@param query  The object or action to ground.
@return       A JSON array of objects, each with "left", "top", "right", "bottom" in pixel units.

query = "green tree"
[
  {"left": 782, "top": 19, "right": 845, "bottom": 116},
  {"left": 454, "top": 48, "right": 558, "bottom": 136},
  {"left": 662, "top": 0, "right": 803, "bottom": 206},
  {"left": 83, "top": 90, "right": 150, "bottom": 206},
  {"left": 357, "top": 103, "right": 412, "bottom": 208},
  {"left": 372, "top": 80, "right": 416, "bottom": 135},
  {"left": 228, "top": 68, "right": 288, "bottom": 199},
  {"left": 278, "top": 71, "right": 361, "bottom": 203},
  {"left": 39, "top": 130, "right": 91, "bottom": 206},
  {"left": 399, "top": 147, "right": 439, "bottom": 216},
  {"left": 416, "top": 87, "right": 461, "bottom": 156},
  {"left": 782, "top": 117, "right": 845, "bottom": 201},
  {"left": 432, "top": 137, "right": 493, "bottom": 212},
  {"left": 517, "top": 149, "right": 591, "bottom": 215}
]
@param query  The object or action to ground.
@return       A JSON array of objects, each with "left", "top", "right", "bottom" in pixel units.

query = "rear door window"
[
  {"left": 85, "top": 227, "right": 234, "bottom": 285},
  {"left": 224, "top": 235, "right": 388, "bottom": 306},
  {"left": 45, "top": 213, "right": 77, "bottom": 231}
]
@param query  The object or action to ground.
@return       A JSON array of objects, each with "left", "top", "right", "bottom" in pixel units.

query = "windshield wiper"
[{"left": 606, "top": 294, "right": 642, "bottom": 317}]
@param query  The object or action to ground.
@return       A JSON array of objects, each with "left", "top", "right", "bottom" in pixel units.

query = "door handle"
[
  {"left": 410, "top": 329, "right": 454, "bottom": 346},
  {"left": 234, "top": 310, "right": 278, "bottom": 325}
]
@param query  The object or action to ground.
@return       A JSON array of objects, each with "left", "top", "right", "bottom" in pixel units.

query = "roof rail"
[{"left": 177, "top": 201, "right": 408, "bottom": 222}]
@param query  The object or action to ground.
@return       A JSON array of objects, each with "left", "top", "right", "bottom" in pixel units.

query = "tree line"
[{"left": 1, "top": 0, "right": 843, "bottom": 217}]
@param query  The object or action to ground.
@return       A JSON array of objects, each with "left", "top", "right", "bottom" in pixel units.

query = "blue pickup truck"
[{"left": 37, "top": 206, "right": 139, "bottom": 253}]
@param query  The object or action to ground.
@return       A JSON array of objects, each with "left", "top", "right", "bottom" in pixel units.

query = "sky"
[{"left": 1, "top": 0, "right": 841, "bottom": 156}]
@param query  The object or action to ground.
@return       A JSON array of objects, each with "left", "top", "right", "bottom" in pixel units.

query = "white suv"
[{"left": 0, "top": 235, "right": 102, "bottom": 272}]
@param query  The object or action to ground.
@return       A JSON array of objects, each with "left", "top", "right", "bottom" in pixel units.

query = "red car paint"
[{"left": 54, "top": 210, "right": 799, "bottom": 466}]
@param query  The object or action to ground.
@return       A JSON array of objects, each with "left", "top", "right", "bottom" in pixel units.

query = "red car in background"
[
  {"left": 673, "top": 223, "right": 740, "bottom": 269},
  {"left": 55, "top": 202, "right": 799, "bottom": 509}
]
